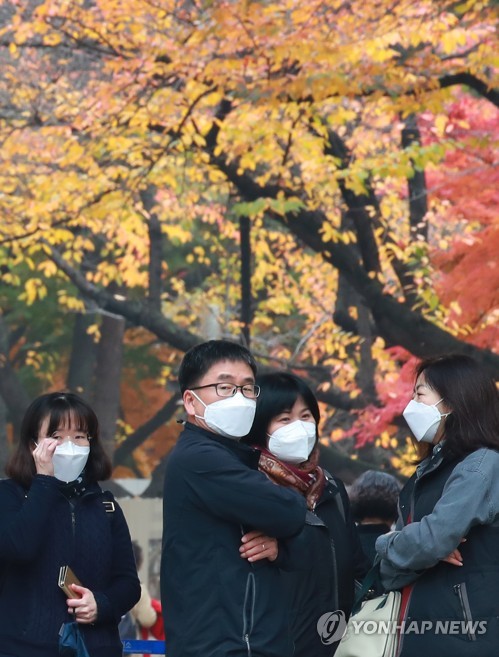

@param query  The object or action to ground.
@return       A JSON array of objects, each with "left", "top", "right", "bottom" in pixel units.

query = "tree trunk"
[
  {"left": 66, "top": 312, "right": 97, "bottom": 399},
  {"left": 0, "top": 395, "right": 9, "bottom": 477},
  {"left": 402, "top": 114, "right": 428, "bottom": 240},
  {"left": 0, "top": 314, "right": 31, "bottom": 440},
  {"left": 356, "top": 301, "right": 377, "bottom": 403},
  {"left": 91, "top": 314, "right": 125, "bottom": 461},
  {"left": 240, "top": 214, "right": 252, "bottom": 347},
  {"left": 140, "top": 185, "right": 163, "bottom": 313}
]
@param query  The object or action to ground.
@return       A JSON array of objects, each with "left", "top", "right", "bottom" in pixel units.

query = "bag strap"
[
  {"left": 352, "top": 561, "right": 384, "bottom": 614},
  {"left": 325, "top": 471, "right": 346, "bottom": 523},
  {"left": 102, "top": 490, "right": 116, "bottom": 515}
]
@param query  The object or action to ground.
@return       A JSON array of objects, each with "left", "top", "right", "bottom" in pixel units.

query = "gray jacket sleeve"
[{"left": 376, "top": 448, "right": 499, "bottom": 590}]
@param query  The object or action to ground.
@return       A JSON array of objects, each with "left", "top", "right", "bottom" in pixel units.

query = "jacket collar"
[
  {"left": 416, "top": 442, "right": 446, "bottom": 480},
  {"left": 183, "top": 421, "right": 260, "bottom": 468}
]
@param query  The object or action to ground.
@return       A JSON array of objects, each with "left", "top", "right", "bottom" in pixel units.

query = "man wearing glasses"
[{"left": 161, "top": 340, "right": 307, "bottom": 657}]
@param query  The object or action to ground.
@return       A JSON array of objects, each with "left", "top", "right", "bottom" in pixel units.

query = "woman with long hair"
[{"left": 376, "top": 354, "right": 499, "bottom": 657}]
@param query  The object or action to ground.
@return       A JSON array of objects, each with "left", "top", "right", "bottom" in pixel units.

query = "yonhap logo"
[{"left": 317, "top": 610, "right": 347, "bottom": 644}]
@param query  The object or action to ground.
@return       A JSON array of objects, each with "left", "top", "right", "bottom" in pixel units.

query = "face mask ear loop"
[
  {"left": 434, "top": 398, "right": 451, "bottom": 418},
  {"left": 189, "top": 390, "right": 207, "bottom": 408},
  {"left": 189, "top": 390, "right": 211, "bottom": 429}
]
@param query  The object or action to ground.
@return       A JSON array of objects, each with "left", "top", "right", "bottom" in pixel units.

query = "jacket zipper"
[
  {"left": 454, "top": 583, "right": 476, "bottom": 641},
  {"left": 71, "top": 507, "right": 76, "bottom": 537},
  {"left": 242, "top": 572, "right": 255, "bottom": 656},
  {"left": 330, "top": 539, "right": 339, "bottom": 611},
  {"left": 243, "top": 633, "right": 251, "bottom": 657}
]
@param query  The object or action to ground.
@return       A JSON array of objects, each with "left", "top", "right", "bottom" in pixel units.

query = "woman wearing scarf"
[{"left": 242, "top": 372, "right": 369, "bottom": 657}]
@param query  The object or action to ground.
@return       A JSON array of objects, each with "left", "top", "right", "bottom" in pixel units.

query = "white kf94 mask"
[
  {"left": 267, "top": 420, "right": 317, "bottom": 464},
  {"left": 52, "top": 441, "right": 90, "bottom": 483},
  {"left": 191, "top": 391, "right": 256, "bottom": 439},
  {"left": 402, "top": 399, "right": 451, "bottom": 443}
]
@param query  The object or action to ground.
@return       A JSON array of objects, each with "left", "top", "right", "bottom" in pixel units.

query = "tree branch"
[
  {"left": 114, "top": 392, "right": 182, "bottom": 465},
  {"left": 46, "top": 244, "right": 201, "bottom": 353},
  {"left": 439, "top": 73, "right": 499, "bottom": 108},
  {"left": 203, "top": 123, "right": 499, "bottom": 376}
]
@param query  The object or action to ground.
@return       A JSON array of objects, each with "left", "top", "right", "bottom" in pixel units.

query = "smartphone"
[{"left": 58, "top": 565, "right": 82, "bottom": 598}]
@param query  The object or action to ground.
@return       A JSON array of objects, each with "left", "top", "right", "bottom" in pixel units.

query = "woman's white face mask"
[
  {"left": 52, "top": 442, "right": 90, "bottom": 482},
  {"left": 267, "top": 420, "right": 317, "bottom": 464},
  {"left": 402, "top": 398, "right": 451, "bottom": 443}
]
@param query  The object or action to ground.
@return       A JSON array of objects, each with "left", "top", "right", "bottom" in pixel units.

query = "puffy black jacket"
[
  {"left": 161, "top": 422, "right": 308, "bottom": 657},
  {"left": 0, "top": 475, "right": 140, "bottom": 657},
  {"left": 282, "top": 474, "right": 370, "bottom": 657}
]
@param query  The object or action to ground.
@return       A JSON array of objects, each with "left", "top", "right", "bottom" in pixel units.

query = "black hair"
[
  {"left": 415, "top": 354, "right": 499, "bottom": 458},
  {"left": 349, "top": 470, "right": 402, "bottom": 523},
  {"left": 243, "top": 371, "right": 320, "bottom": 447},
  {"left": 178, "top": 339, "right": 257, "bottom": 393},
  {"left": 6, "top": 392, "right": 112, "bottom": 488}
]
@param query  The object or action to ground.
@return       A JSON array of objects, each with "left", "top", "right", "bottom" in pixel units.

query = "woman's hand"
[
  {"left": 32, "top": 438, "right": 57, "bottom": 477},
  {"left": 67, "top": 585, "right": 98, "bottom": 624},
  {"left": 240, "top": 530, "right": 278, "bottom": 562},
  {"left": 441, "top": 538, "right": 466, "bottom": 566}
]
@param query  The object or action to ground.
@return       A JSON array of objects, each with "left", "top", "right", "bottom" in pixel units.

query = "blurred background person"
[
  {"left": 119, "top": 540, "right": 160, "bottom": 656},
  {"left": 349, "top": 470, "right": 402, "bottom": 564}
]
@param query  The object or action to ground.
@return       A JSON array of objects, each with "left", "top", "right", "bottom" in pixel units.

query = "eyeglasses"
[{"left": 191, "top": 383, "right": 260, "bottom": 399}]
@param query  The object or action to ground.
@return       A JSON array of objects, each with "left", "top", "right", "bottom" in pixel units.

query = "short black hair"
[
  {"left": 415, "top": 354, "right": 499, "bottom": 458},
  {"left": 349, "top": 470, "right": 402, "bottom": 523},
  {"left": 243, "top": 371, "right": 320, "bottom": 447},
  {"left": 6, "top": 392, "right": 112, "bottom": 488},
  {"left": 178, "top": 339, "right": 257, "bottom": 393}
]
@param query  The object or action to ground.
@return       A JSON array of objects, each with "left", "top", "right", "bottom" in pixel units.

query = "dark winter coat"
[
  {"left": 377, "top": 446, "right": 499, "bottom": 657},
  {"left": 282, "top": 473, "right": 370, "bottom": 657},
  {"left": 356, "top": 523, "right": 392, "bottom": 566},
  {"left": 161, "top": 422, "right": 308, "bottom": 657},
  {"left": 0, "top": 474, "right": 140, "bottom": 657}
]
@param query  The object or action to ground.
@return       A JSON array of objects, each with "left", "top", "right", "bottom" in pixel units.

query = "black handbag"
[{"left": 59, "top": 621, "right": 91, "bottom": 657}]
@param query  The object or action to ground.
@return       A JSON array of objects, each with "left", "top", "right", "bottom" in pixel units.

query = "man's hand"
[{"left": 240, "top": 530, "right": 278, "bottom": 562}]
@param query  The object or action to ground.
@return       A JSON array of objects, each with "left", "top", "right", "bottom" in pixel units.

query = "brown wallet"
[{"left": 58, "top": 565, "right": 83, "bottom": 598}]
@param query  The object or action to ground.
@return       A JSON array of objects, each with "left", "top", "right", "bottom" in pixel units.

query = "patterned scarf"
[{"left": 257, "top": 445, "right": 326, "bottom": 510}]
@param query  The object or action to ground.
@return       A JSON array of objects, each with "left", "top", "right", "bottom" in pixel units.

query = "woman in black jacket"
[
  {"left": 242, "top": 372, "right": 369, "bottom": 657},
  {"left": 0, "top": 392, "right": 140, "bottom": 657}
]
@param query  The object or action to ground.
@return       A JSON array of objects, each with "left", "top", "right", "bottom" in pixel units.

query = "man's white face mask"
[
  {"left": 191, "top": 391, "right": 256, "bottom": 439},
  {"left": 402, "top": 398, "right": 451, "bottom": 443}
]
